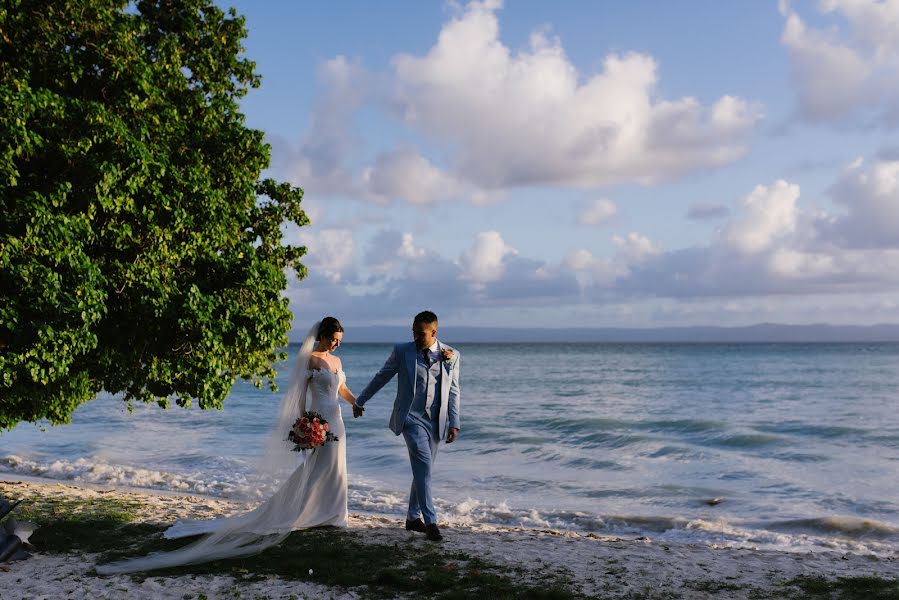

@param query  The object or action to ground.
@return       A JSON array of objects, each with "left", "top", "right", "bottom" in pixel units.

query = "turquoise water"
[{"left": 3, "top": 343, "right": 899, "bottom": 554}]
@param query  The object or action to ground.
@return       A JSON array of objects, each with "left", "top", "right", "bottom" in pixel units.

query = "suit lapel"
[
  {"left": 405, "top": 343, "right": 417, "bottom": 385},
  {"left": 438, "top": 341, "right": 450, "bottom": 406},
  {"left": 438, "top": 341, "right": 451, "bottom": 372}
]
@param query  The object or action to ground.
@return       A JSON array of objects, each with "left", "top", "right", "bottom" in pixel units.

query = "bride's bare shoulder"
[
  {"left": 308, "top": 353, "right": 340, "bottom": 373},
  {"left": 308, "top": 354, "right": 328, "bottom": 371}
]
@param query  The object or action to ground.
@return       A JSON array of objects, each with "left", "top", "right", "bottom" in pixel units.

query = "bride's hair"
[{"left": 317, "top": 316, "right": 344, "bottom": 341}]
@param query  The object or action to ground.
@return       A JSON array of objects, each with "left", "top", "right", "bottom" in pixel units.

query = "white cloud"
[
  {"left": 578, "top": 198, "right": 617, "bottom": 226},
  {"left": 565, "top": 248, "right": 622, "bottom": 285},
  {"left": 479, "top": 255, "right": 581, "bottom": 303},
  {"left": 298, "top": 228, "right": 355, "bottom": 283},
  {"left": 286, "top": 227, "right": 583, "bottom": 325},
  {"left": 781, "top": 1, "right": 899, "bottom": 125},
  {"left": 285, "top": 162, "right": 899, "bottom": 326},
  {"left": 768, "top": 248, "right": 836, "bottom": 278},
  {"left": 398, "top": 232, "right": 427, "bottom": 259},
  {"left": 276, "top": 1, "right": 762, "bottom": 207},
  {"left": 362, "top": 147, "right": 460, "bottom": 205},
  {"left": 285, "top": 56, "right": 370, "bottom": 195},
  {"left": 605, "top": 165, "right": 899, "bottom": 298},
  {"left": 364, "top": 230, "right": 428, "bottom": 274},
  {"left": 566, "top": 249, "right": 597, "bottom": 271},
  {"left": 460, "top": 231, "right": 518, "bottom": 284},
  {"left": 612, "top": 232, "right": 663, "bottom": 263},
  {"left": 565, "top": 232, "right": 661, "bottom": 288},
  {"left": 820, "top": 0, "right": 899, "bottom": 61},
  {"left": 722, "top": 180, "right": 800, "bottom": 254},
  {"left": 390, "top": 1, "right": 761, "bottom": 189},
  {"left": 827, "top": 157, "right": 899, "bottom": 247},
  {"left": 781, "top": 10, "right": 871, "bottom": 121}
]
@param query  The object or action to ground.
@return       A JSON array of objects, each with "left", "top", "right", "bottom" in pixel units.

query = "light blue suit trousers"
[{"left": 355, "top": 341, "right": 461, "bottom": 525}]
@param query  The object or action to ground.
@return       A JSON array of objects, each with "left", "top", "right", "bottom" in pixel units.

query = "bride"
[{"left": 97, "top": 317, "right": 357, "bottom": 574}]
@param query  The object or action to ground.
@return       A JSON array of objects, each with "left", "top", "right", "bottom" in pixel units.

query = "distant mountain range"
[{"left": 298, "top": 323, "right": 899, "bottom": 343}]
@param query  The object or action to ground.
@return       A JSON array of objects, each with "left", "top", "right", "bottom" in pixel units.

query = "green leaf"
[{"left": 0, "top": 0, "right": 309, "bottom": 430}]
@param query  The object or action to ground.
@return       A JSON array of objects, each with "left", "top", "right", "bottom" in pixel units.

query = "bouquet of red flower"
[{"left": 287, "top": 411, "right": 339, "bottom": 452}]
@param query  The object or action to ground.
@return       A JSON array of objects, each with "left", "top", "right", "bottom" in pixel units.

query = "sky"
[{"left": 223, "top": 0, "right": 899, "bottom": 333}]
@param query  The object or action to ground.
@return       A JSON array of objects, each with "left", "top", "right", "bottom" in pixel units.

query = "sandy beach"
[{"left": 1, "top": 478, "right": 897, "bottom": 599}]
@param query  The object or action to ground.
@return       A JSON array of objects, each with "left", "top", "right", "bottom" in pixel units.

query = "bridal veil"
[{"left": 97, "top": 321, "right": 320, "bottom": 574}]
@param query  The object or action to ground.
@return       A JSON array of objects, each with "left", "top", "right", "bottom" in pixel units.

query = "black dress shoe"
[
  {"left": 405, "top": 518, "right": 427, "bottom": 533},
  {"left": 425, "top": 523, "right": 443, "bottom": 542}
]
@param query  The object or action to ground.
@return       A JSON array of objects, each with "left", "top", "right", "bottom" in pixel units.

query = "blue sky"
[{"left": 223, "top": 1, "right": 899, "bottom": 332}]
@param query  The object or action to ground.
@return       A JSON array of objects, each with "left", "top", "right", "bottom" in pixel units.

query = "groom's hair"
[{"left": 413, "top": 311, "right": 438, "bottom": 326}]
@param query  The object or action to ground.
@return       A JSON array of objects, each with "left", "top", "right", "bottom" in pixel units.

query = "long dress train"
[{"left": 96, "top": 368, "right": 348, "bottom": 574}]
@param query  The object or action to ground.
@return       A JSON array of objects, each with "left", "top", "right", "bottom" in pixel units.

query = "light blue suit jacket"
[{"left": 355, "top": 341, "right": 461, "bottom": 441}]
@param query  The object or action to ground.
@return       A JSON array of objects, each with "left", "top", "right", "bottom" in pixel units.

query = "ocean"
[{"left": 2, "top": 342, "right": 898, "bottom": 556}]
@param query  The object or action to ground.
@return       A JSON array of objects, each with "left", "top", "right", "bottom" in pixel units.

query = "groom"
[{"left": 353, "top": 311, "right": 461, "bottom": 541}]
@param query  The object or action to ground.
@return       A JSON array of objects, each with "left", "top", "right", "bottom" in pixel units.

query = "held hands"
[
  {"left": 446, "top": 427, "right": 459, "bottom": 444},
  {"left": 352, "top": 404, "right": 364, "bottom": 418}
]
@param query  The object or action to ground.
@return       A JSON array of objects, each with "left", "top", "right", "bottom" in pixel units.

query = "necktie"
[{"left": 421, "top": 348, "right": 431, "bottom": 365}]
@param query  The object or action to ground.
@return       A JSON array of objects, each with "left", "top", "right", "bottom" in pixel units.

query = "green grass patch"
[
  {"left": 9, "top": 491, "right": 580, "bottom": 599},
  {"left": 94, "top": 530, "right": 579, "bottom": 599},
  {"left": 12, "top": 492, "right": 141, "bottom": 524},
  {"left": 7, "top": 488, "right": 151, "bottom": 554}
]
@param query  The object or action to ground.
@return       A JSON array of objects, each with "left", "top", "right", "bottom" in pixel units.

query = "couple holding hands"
[{"left": 98, "top": 310, "right": 461, "bottom": 574}]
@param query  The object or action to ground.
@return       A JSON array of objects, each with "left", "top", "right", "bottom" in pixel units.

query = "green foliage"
[{"left": 0, "top": 0, "right": 308, "bottom": 429}]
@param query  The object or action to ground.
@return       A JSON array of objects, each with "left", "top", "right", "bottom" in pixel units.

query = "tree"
[{"left": 0, "top": 0, "right": 309, "bottom": 430}]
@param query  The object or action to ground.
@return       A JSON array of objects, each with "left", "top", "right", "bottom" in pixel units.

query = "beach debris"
[
  {"left": 0, "top": 517, "right": 37, "bottom": 562},
  {"left": 0, "top": 495, "right": 37, "bottom": 563},
  {"left": 0, "top": 497, "right": 22, "bottom": 521}
]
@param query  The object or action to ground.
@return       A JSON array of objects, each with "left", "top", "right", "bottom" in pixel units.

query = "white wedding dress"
[
  {"left": 97, "top": 326, "right": 348, "bottom": 575},
  {"left": 165, "top": 369, "right": 349, "bottom": 539}
]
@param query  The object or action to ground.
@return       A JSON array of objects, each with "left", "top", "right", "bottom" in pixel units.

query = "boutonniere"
[{"left": 441, "top": 349, "right": 454, "bottom": 363}]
